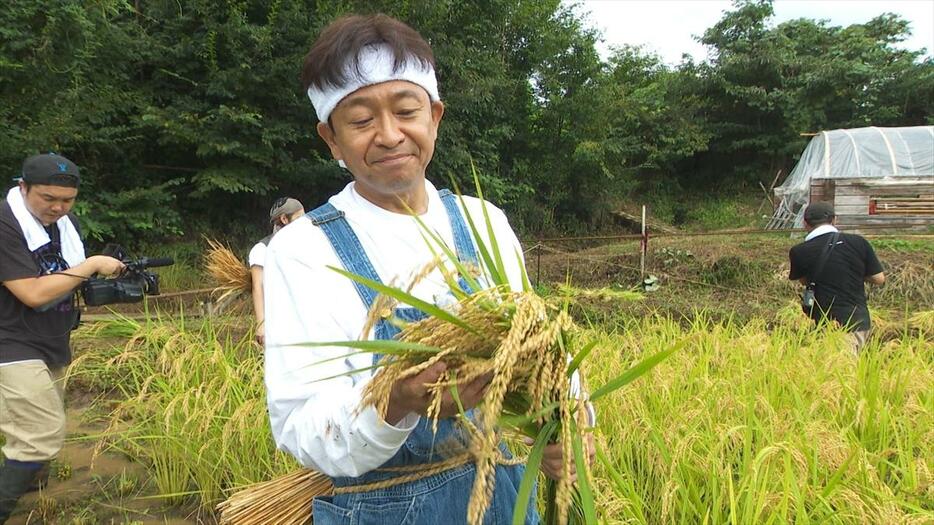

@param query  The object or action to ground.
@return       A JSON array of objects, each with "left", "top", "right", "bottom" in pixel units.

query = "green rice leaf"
[
  {"left": 416, "top": 229, "right": 469, "bottom": 299},
  {"left": 571, "top": 429, "right": 597, "bottom": 524},
  {"left": 308, "top": 364, "right": 382, "bottom": 383},
  {"left": 471, "top": 161, "right": 507, "bottom": 284},
  {"left": 515, "top": 247, "right": 532, "bottom": 292},
  {"left": 298, "top": 339, "right": 444, "bottom": 355},
  {"left": 819, "top": 447, "right": 857, "bottom": 499},
  {"left": 328, "top": 265, "right": 479, "bottom": 335},
  {"left": 567, "top": 339, "right": 598, "bottom": 377},
  {"left": 512, "top": 420, "right": 558, "bottom": 525},
  {"left": 411, "top": 213, "right": 483, "bottom": 296},
  {"left": 498, "top": 400, "right": 560, "bottom": 431},
  {"left": 453, "top": 182, "right": 506, "bottom": 287}
]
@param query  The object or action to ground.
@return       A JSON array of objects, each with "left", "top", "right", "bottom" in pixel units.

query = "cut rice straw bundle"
[
  {"left": 217, "top": 469, "right": 332, "bottom": 525},
  {"left": 205, "top": 238, "right": 252, "bottom": 303}
]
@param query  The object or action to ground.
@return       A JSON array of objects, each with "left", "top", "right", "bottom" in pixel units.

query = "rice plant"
[
  {"left": 73, "top": 313, "right": 296, "bottom": 507},
  {"left": 584, "top": 314, "right": 933, "bottom": 524},
  {"left": 69, "top": 305, "right": 932, "bottom": 523}
]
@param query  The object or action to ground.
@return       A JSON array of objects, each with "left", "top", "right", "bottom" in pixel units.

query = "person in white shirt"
[
  {"left": 247, "top": 197, "right": 304, "bottom": 345},
  {"left": 263, "top": 13, "right": 578, "bottom": 524}
]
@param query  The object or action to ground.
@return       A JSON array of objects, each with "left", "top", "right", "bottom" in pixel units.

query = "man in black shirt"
[
  {"left": 0, "top": 153, "right": 124, "bottom": 523},
  {"left": 788, "top": 202, "right": 885, "bottom": 354}
]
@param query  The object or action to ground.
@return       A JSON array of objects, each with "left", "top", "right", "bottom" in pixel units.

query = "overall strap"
[
  {"left": 437, "top": 189, "right": 479, "bottom": 265},
  {"left": 306, "top": 202, "right": 382, "bottom": 311}
]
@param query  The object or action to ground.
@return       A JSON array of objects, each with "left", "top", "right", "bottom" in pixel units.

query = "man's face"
[
  {"left": 21, "top": 182, "right": 78, "bottom": 226},
  {"left": 317, "top": 80, "right": 444, "bottom": 209}
]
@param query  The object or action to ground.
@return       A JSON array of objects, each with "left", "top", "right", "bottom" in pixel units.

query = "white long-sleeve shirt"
[{"left": 263, "top": 180, "right": 526, "bottom": 477}]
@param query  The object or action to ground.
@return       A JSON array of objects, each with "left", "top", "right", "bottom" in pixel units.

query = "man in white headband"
[{"left": 262, "top": 13, "right": 585, "bottom": 524}]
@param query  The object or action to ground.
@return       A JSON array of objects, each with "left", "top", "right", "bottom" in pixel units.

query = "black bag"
[{"left": 801, "top": 232, "right": 840, "bottom": 315}]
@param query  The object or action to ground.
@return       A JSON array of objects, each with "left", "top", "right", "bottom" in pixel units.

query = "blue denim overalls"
[{"left": 307, "top": 190, "right": 539, "bottom": 525}]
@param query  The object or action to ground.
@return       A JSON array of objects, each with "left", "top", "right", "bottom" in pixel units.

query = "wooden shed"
[{"left": 770, "top": 126, "right": 934, "bottom": 230}]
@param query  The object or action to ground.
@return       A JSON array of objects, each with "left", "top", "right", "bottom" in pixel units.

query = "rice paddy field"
[{"left": 5, "top": 233, "right": 933, "bottom": 524}]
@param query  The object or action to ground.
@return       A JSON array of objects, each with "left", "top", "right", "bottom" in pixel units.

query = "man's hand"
[
  {"left": 3, "top": 255, "right": 126, "bottom": 309},
  {"left": 535, "top": 432, "right": 596, "bottom": 482},
  {"left": 383, "top": 361, "right": 492, "bottom": 426},
  {"left": 89, "top": 255, "right": 125, "bottom": 277}
]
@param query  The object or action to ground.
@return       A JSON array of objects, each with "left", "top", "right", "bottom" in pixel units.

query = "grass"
[
  {"left": 58, "top": 229, "right": 932, "bottom": 522},
  {"left": 868, "top": 237, "right": 934, "bottom": 254}
]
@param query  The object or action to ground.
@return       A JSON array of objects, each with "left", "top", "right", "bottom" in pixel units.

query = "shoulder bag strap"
[{"left": 807, "top": 232, "right": 840, "bottom": 289}]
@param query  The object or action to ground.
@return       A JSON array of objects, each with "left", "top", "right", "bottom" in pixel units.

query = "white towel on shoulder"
[{"left": 5, "top": 186, "right": 86, "bottom": 267}]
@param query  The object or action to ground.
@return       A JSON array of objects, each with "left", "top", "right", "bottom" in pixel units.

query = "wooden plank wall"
[
  {"left": 809, "top": 179, "right": 835, "bottom": 204},
  {"left": 811, "top": 177, "right": 934, "bottom": 230}
]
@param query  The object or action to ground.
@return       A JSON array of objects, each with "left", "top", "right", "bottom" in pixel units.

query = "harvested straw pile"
[
  {"left": 217, "top": 469, "right": 333, "bottom": 525},
  {"left": 205, "top": 238, "right": 252, "bottom": 302}
]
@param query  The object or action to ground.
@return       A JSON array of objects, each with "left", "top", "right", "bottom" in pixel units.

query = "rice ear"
[{"left": 204, "top": 238, "right": 252, "bottom": 301}]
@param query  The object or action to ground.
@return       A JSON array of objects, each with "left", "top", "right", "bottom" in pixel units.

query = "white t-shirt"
[
  {"left": 248, "top": 241, "right": 266, "bottom": 268},
  {"left": 263, "top": 179, "right": 525, "bottom": 477}
]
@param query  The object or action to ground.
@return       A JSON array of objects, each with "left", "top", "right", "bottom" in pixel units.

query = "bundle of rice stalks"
[
  {"left": 205, "top": 238, "right": 252, "bottom": 303},
  {"left": 217, "top": 469, "right": 332, "bottom": 525},
  {"left": 869, "top": 307, "right": 901, "bottom": 339},
  {"left": 356, "top": 283, "right": 583, "bottom": 525}
]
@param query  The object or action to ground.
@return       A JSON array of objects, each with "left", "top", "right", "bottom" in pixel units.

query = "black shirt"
[
  {"left": 788, "top": 231, "right": 884, "bottom": 331},
  {"left": 0, "top": 201, "right": 80, "bottom": 366}
]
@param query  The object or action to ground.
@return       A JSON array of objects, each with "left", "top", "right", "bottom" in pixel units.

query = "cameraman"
[
  {"left": 0, "top": 153, "right": 124, "bottom": 523},
  {"left": 789, "top": 202, "right": 885, "bottom": 355}
]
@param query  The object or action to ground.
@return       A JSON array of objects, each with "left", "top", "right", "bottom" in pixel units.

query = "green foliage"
[
  {"left": 1, "top": 0, "right": 931, "bottom": 243},
  {"left": 683, "top": 196, "right": 755, "bottom": 230},
  {"left": 688, "top": 0, "right": 933, "bottom": 187},
  {"left": 869, "top": 237, "right": 934, "bottom": 254}
]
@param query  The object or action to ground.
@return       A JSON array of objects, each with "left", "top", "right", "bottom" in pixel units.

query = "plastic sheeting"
[{"left": 770, "top": 126, "right": 934, "bottom": 228}]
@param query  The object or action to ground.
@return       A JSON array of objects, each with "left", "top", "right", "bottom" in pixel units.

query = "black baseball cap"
[
  {"left": 804, "top": 201, "right": 835, "bottom": 223},
  {"left": 20, "top": 153, "right": 81, "bottom": 187}
]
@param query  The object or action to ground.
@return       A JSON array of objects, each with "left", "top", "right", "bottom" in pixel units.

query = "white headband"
[{"left": 306, "top": 44, "right": 440, "bottom": 123}]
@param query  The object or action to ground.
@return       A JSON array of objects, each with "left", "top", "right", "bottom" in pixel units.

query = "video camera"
[{"left": 82, "top": 245, "right": 175, "bottom": 306}]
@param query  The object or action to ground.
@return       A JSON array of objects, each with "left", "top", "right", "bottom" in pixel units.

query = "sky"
[{"left": 573, "top": 0, "right": 934, "bottom": 64}]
